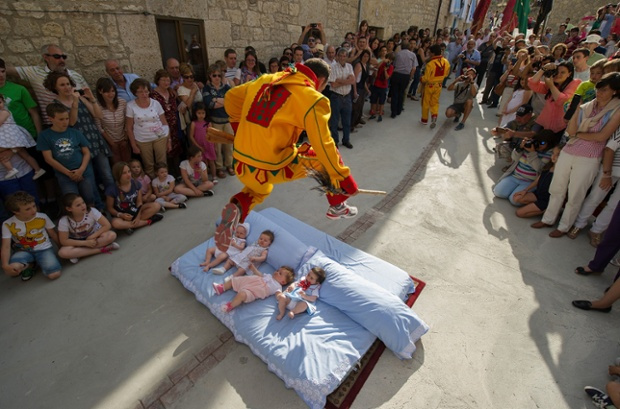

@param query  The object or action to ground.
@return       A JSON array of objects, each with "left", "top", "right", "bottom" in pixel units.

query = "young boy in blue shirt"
[{"left": 36, "top": 103, "right": 102, "bottom": 209}]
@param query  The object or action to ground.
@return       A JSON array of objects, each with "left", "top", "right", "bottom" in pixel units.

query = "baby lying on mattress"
[{"left": 213, "top": 263, "right": 295, "bottom": 312}]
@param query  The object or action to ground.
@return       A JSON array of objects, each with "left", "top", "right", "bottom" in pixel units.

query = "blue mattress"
[{"left": 170, "top": 208, "right": 428, "bottom": 408}]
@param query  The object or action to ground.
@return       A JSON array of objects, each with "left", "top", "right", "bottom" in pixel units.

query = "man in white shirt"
[
  {"left": 328, "top": 48, "right": 355, "bottom": 149},
  {"left": 224, "top": 49, "right": 241, "bottom": 87},
  {"left": 572, "top": 48, "right": 591, "bottom": 82}
]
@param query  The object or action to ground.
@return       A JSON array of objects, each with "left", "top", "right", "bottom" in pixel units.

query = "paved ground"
[{"left": 1, "top": 89, "right": 617, "bottom": 409}]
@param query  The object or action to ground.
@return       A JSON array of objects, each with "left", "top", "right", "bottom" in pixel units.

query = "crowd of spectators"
[{"left": 1, "top": 8, "right": 620, "bottom": 406}]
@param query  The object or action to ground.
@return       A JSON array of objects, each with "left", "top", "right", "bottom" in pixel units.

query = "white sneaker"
[
  {"left": 32, "top": 169, "right": 46, "bottom": 180},
  {"left": 108, "top": 242, "right": 120, "bottom": 251},
  {"left": 4, "top": 168, "right": 18, "bottom": 180},
  {"left": 211, "top": 267, "right": 225, "bottom": 275},
  {"left": 69, "top": 258, "right": 79, "bottom": 264},
  {"left": 326, "top": 202, "right": 358, "bottom": 220}
]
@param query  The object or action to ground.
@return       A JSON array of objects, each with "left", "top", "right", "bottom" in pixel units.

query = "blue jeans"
[
  {"left": 91, "top": 151, "right": 114, "bottom": 191},
  {"left": 408, "top": 68, "right": 421, "bottom": 96},
  {"left": 0, "top": 170, "right": 39, "bottom": 206},
  {"left": 55, "top": 164, "right": 104, "bottom": 209},
  {"left": 328, "top": 92, "right": 352, "bottom": 145},
  {"left": 493, "top": 176, "right": 533, "bottom": 206},
  {"left": 10, "top": 247, "right": 62, "bottom": 276}
]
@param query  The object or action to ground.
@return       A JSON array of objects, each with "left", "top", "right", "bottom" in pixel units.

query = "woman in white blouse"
[{"left": 125, "top": 78, "right": 170, "bottom": 178}]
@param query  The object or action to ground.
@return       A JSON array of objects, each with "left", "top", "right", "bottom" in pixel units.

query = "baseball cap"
[{"left": 516, "top": 104, "right": 533, "bottom": 116}]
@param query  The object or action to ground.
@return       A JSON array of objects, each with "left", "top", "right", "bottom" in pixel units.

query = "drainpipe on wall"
[
  {"left": 434, "top": 0, "right": 444, "bottom": 34},
  {"left": 357, "top": 0, "right": 363, "bottom": 29}
]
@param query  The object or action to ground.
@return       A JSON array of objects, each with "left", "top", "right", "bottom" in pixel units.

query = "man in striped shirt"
[{"left": 6, "top": 44, "right": 90, "bottom": 126}]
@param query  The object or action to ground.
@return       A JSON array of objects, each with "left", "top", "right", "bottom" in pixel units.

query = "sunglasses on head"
[{"left": 46, "top": 53, "right": 68, "bottom": 60}]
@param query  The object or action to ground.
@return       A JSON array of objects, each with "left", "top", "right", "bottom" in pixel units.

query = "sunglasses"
[
  {"left": 211, "top": 74, "right": 221, "bottom": 77},
  {"left": 46, "top": 53, "right": 68, "bottom": 60},
  {"left": 308, "top": 38, "right": 316, "bottom": 42},
  {"left": 183, "top": 75, "right": 194, "bottom": 79}
]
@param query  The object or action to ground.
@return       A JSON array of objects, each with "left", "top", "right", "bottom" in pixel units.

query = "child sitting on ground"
[
  {"left": 1, "top": 191, "right": 61, "bottom": 281},
  {"left": 57, "top": 193, "right": 119, "bottom": 264},
  {"left": 213, "top": 263, "right": 295, "bottom": 313},
  {"left": 174, "top": 145, "right": 215, "bottom": 198},
  {"left": 151, "top": 162, "right": 187, "bottom": 210},
  {"left": 106, "top": 161, "right": 163, "bottom": 234},
  {"left": 200, "top": 222, "right": 249, "bottom": 271},
  {"left": 211, "top": 229, "right": 273, "bottom": 277},
  {"left": 275, "top": 266, "right": 326, "bottom": 320},
  {"left": 512, "top": 145, "right": 560, "bottom": 218},
  {"left": 0, "top": 94, "right": 45, "bottom": 180},
  {"left": 130, "top": 158, "right": 156, "bottom": 203}
]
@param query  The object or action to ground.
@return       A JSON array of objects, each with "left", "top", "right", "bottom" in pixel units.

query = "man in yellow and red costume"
[
  {"left": 215, "top": 59, "right": 358, "bottom": 250},
  {"left": 420, "top": 44, "right": 450, "bottom": 129}
]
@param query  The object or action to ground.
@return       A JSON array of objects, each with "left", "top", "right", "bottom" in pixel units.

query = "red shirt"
[{"left": 373, "top": 61, "right": 394, "bottom": 89}]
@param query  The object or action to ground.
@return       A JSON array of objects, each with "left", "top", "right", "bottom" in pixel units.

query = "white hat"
[
  {"left": 585, "top": 34, "right": 602, "bottom": 44},
  {"left": 238, "top": 222, "right": 250, "bottom": 237}
]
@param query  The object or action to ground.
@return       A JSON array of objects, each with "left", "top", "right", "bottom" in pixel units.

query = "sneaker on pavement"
[
  {"left": 69, "top": 258, "right": 80, "bottom": 264},
  {"left": 455, "top": 123, "right": 465, "bottom": 131},
  {"left": 342, "top": 142, "right": 353, "bottom": 149},
  {"left": 430, "top": 122, "right": 436, "bottom": 129},
  {"left": 377, "top": 115, "right": 383, "bottom": 122},
  {"left": 108, "top": 242, "right": 121, "bottom": 251},
  {"left": 178, "top": 202, "right": 187, "bottom": 209},
  {"left": 453, "top": 115, "right": 461, "bottom": 123},
  {"left": 369, "top": 115, "right": 376, "bottom": 120},
  {"left": 149, "top": 213, "right": 164, "bottom": 224},
  {"left": 326, "top": 202, "right": 358, "bottom": 220},
  {"left": 20, "top": 266, "right": 35, "bottom": 281},
  {"left": 585, "top": 386, "right": 614, "bottom": 408},
  {"left": 203, "top": 190, "right": 215, "bottom": 197}
]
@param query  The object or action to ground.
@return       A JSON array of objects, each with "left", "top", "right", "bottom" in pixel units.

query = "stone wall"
[
  {"left": 542, "top": 0, "right": 611, "bottom": 32},
  {"left": 1, "top": 0, "right": 453, "bottom": 87}
]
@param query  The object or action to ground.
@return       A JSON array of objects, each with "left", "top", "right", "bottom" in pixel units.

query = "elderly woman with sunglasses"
[
  {"left": 202, "top": 64, "right": 234, "bottom": 178},
  {"left": 177, "top": 64, "right": 204, "bottom": 137}
]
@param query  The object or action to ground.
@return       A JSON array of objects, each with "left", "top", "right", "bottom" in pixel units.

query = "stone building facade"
[
  {"left": 0, "top": 0, "right": 455, "bottom": 86},
  {"left": 536, "top": 0, "right": 611, "bottom": 33}
]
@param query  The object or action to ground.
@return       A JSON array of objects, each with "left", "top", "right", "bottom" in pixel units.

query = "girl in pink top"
[{"left": 528, "top": 61, "right": 581, "bottom": 134}]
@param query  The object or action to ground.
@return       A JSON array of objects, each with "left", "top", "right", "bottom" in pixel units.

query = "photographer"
[
  {"left": 527, "top": 60, "right": 580, "bottom": 135},
  {"left": 445, "top": 68, "right": 478, "bottom": 131},
  {"left": 492, "top": 104, "right": 536, "bottom": 162},
  {"left": 457, "top": 40, "right": 481, "bottom": 76},
  {"left": 493, "top": 129, "right": 556, "bottom": 206}
]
